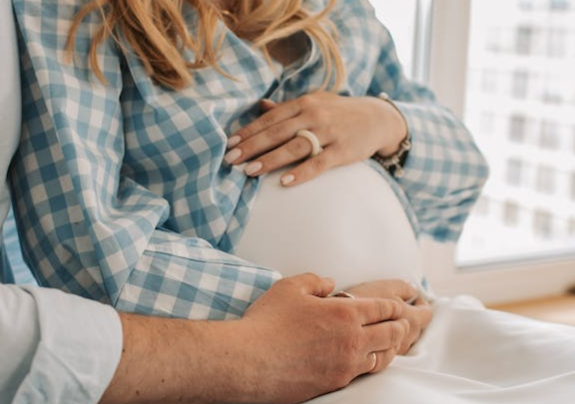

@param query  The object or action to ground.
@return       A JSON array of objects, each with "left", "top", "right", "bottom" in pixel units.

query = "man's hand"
[
  {"left": 346, "top": 280, "right": 433, "bottom": 355},
  {"left": 237, "top": 273, "right": 410, "bottom": 403},
  {"left": 101, "top": 274, "right": 409, "bottom": 404}
]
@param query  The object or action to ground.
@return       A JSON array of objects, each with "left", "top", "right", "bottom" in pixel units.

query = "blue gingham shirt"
[{"left": 12, "top": 0, "right": 488, "bottom": 320}]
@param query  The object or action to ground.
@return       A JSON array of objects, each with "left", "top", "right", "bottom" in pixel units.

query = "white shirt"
[{"left": 0, "top": 2, "right": 122, "bottom": 402}]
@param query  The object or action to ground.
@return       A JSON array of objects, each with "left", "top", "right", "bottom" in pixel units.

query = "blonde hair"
[{"left": 66, "top": 0, "right": 345, "bottom": 91}]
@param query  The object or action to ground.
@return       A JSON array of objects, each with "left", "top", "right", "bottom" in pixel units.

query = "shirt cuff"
[{"left": 10, "top": 286, "right": 122, "bottom": 404}]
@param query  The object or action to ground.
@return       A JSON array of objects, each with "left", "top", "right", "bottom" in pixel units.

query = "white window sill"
[{"left": 421, "top": 237, "right": 575, "bottom": 305}]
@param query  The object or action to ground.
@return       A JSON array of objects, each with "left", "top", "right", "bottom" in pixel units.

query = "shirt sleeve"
[
  {"left": 12, "top": 0, "right": 280, "bottom": 321},
  {"left": 0, "top": 284, "right": 122, "bottom": 404},
  {"left": 362, "top": 7, "right": 489, "bottom": 242}
]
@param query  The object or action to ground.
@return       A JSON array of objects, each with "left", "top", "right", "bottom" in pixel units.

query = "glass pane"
[
  {"left": 457, "top": 0, "right": 575, "bottom": 264},
  {"left": 369, "top": 0, "right": 418, "bottom": 79}
]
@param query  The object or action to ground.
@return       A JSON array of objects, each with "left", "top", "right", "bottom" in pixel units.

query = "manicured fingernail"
[
  {"left": 227, "top": 136, "right": 241, "bottom": 148},
  {"left": 224, "top": 148, "right": 242, "bottom": 164},
  {"left": 245, "top": 161, "right": 263, "bottom": 176},
  {"left": 281, "top": 174, "right": 295, "bottom": 186}
]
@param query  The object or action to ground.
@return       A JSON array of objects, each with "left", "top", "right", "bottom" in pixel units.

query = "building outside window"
[
  {"left": 547, "top": 28, "right": 567, "bottom": 58},
  {"left": 512, "top": 70, "right": 529, "bottom": 99},
  {"left": 535, "top": 165, "right": 556, "bottom": 194},
  {"left": 506, "top": 158, "right": 524, "bottom": 186},
  {"left": 369, "top": 0, "right": 575, "bottom": 301},
  {"left": 509, "top": 115, "right": 527, "bottom": 142},
  {"left": 503, "top": 201, "right": 520, "bottom": 226},
  {"left": 457, "top": 0, "right": 575, "bottom": 264},
  {"left": 533, "top": 209, "right": 554, "bottom": 238},
  {"left": 539, "top": 121, "right": 560, "bottom": 149},
  {"left": 516, "top": 26, "right": 534, "bottom": 55},
  {"left": 520, "top": 0, "right": 535, "bottom": 9},
  {"left": 550, "top": 0, "right": 571, "bottom": 10}
]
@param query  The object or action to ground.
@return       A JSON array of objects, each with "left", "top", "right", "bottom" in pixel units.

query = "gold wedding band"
[
  {"left": 295, "top": 129, "right": 323, "bottom": 157},
  {"left": 369, "top": 352, "right": 377, "bottom": 372},
  {"left": 331, "top": 291, "right": 356, "bottom": 299}
]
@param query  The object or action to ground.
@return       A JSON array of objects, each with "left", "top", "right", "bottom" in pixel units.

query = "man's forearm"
[
  {"left": 100, "top": 313, "right": 251, "bottom": 404},
  {"left": 100, "top": 274, "right": 408, "bottom": 404}
]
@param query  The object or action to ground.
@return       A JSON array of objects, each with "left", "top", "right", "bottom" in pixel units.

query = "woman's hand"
[
  {"left": 224, "top": 92, "right": 407, "bottom": 186},
  {"left": 345, "top": 280, "right": 433, "bottom": 355}
]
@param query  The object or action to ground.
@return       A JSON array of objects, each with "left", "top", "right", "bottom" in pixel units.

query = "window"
[
  {"left": 516, "top": 26, "right": 534, "bottom": 55},
  {"left": 503, "top": 201, "right": 520, "bottom": 226},
  {"left": 539, "top": 121, "right": 560, "bottom": 149},
  {"left": 547, "top": 29, "right": 567, "bottom": 58},
  {"left": 519, "top": 0, "right": 535, "bottom": 10},
  {"left": 533, "top": 209, "right": 553, "bottom": 238},
  {"left": 550, "top": 0, "right": 571, "bottom": 10},
  {"left": 535, "top": 165, "right": 556, "bottom": 194},
  {"left": 374, "top": 0, "right": 575, "bottom": 303},
  {"left": 506, "top": 158, "right": 524, "bottom": 186},
  {"left": 455, "top": 0, "right": 575, "bottom": 271},
  {"left": 511, "top": 70, "right": 529, "bottom": 99},
  {"left": 509, "top": 115, "right": 527, "bottom": 142}
]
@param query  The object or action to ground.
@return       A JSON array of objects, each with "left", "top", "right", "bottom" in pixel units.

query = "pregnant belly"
[{"left": 235, "top": 162, "right": 422, "bottom": 289}]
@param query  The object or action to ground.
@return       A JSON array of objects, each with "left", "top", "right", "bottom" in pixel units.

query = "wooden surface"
[{"left": 490, "top": 295, "right": 575, "bottom": 326}]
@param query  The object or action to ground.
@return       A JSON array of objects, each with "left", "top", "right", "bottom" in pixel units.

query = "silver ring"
[{"left": 295, "top": 129, "right": 323, "bottom": 157}]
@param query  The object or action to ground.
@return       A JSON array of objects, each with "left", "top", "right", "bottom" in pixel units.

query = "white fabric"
[
  {"left": 237, "top": 162, "right": 423, "bottom": 290},
  {"left": 309, "top": 296, "right": 575, "bottom": 404},
  {"left": 238, "top": 163, "right": 575, "bottom": 403},
  {"left": 0, "top": 285, "right": 39, "bottom": 401},
  {"left": 0, "top": 285, "right": 123, "bottom": 404},
  {"left": 0, "top": 0, "right": 21, "bottom": 241}
]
